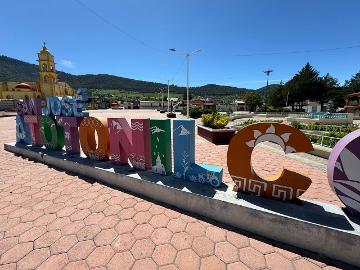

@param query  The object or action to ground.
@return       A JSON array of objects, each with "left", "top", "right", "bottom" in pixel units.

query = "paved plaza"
[{"left": 0, "top": 110, "right": 352, "bottom": 270}]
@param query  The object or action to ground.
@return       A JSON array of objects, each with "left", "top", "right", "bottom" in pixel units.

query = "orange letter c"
[{"left": 227, "top": 123, "right": 313, "bottom": 201}]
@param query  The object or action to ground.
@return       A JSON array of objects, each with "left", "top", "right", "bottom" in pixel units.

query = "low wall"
[
  {"left": 285, "top": 116, "right": 353, "bottom": 125},
  {"left": 310, "top": 144, "right": 332, "bottom": 159},
  {"left": 0, "top": 99, "right": 16, "bottom": 111}
]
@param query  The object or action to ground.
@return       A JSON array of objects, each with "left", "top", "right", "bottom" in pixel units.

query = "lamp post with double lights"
[{"left": 263, "top": 69, "right": 274, "bottom": 109}]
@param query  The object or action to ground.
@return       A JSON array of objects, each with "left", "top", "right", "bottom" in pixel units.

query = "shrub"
[
  {"left": 201, "top": 113, "right": 214, "bottom": 127},
  {"left": 201, "top": 112, "right": 229, "bottom": 129},
  {"left": 290, "top": 120, "right": 301, "bottom": 129},
  {"left": 212, "top": 114, "right": 229, "bottom": 129},
  {"left": 181, "top": 107, "right": 213, "bottom": 119},
  {"left": 296, "top": 123, "right": 358, "bottom": 134}
]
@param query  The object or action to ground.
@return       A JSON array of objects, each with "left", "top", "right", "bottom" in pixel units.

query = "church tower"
[{"left": 38, "top": 42, "right": 57, "bottom": 97}]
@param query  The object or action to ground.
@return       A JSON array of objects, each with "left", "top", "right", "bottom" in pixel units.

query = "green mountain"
[{"left": 0, "top": 55, "right": 257, "bottom": 96}]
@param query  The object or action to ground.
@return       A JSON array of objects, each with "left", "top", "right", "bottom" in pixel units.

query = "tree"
[
  {"left": 318, "top": 73, "right": 339, "bottom": 110},
  {"left": 267, "top": 82, "right": 286, "bottom": 108},
  {"left": 183, "top": 92, "right": 192, "bottom": 101},
  {"left": 243, "top": 92, "right": 262, "bottom": 112},
  {"left": 344, "top": 71, "right": 360, "bottom": 93},
  {"left": 285, "top": 63, "right": 322, "bottom": 111}
]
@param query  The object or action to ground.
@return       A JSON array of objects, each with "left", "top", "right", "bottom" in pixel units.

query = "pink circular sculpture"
[{"left": 328, "top": 129, "right": 360, "bottom": 217}]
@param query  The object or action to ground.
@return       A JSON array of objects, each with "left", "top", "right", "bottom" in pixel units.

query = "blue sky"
[{"left": 1, "top": 0, "right": 360, "bottom": 89}]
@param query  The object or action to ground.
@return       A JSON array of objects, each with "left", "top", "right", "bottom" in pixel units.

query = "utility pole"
[
  {"left": 167, "top": 80, "right": 170, "bottom": 112},
  {"left": 186, "top": 53, "right": 190, "bottom": 118},
  {"left": 169, "top": 48, "right": 201, "bottom": 118},
  {"left": 161, "top": 89, "right": 164, "bottom": 109},
  {"left": 263, "top": 69, "right": 274, "bottom": 109}
]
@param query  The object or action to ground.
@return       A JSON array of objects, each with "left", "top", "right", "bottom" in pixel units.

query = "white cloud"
[{"left": 61, "top": 59, "right": 74, "bottom": 68}]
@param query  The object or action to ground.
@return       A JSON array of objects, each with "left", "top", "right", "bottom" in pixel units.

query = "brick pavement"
[{"left": 0, "top": 111, "right": 353, "bottom": 270}]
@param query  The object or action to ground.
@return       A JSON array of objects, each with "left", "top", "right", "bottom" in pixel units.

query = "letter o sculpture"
[
  {"left": 328, "top": 129, "right": 360, "bottom": 217},
  {"left": 40, "top": 116, "right": 64, "bottom": 150},
  {"left": 79, "top": 117, "right": 109, "bottom": 161},
  {"left": 227, "top": 123, "right": 313, "bottom": 201}
]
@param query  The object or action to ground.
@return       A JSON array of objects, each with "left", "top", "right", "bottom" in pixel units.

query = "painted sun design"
[{"left": 245, "top": 124, "right": 296, "bottom": 154}]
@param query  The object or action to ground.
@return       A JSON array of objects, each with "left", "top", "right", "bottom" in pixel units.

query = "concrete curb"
[
  {"left": 4, "top": 142, "right": 360, "bottom": 267},
  {"left": 311, "top": 144, "right": 332, "bottom": 159}
]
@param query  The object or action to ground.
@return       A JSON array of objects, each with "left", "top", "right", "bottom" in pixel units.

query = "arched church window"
[
  {"left": 50, "top": 64, "right": 54, "bottom": 71},
  {"left": 44, "top": 75, "right": 49, "bottom": 82},
  {"left": 42, "top": 63, "right": 47, "bottom": 72}
]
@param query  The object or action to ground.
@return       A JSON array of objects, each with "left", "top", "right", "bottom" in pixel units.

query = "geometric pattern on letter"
[
  {"left": 227, "top": 123, "right": 313, "bottom": 201},
  {"left": 328, "top": 129, "right": 360, "bottom": 217},
  {"left": 23, "top": 115, "right": 42, "bottom": 146},
  {"left": 247, "top": 179, "right": 267, "bottom": 196},
  {"left": 272, "top": 184, "right": 293, "bottom": 201},
  {"left": 172, "top": 119, "right": 223, "bottom": 187},
  {"left": 108, "top": 118, "right": 151, "bottom": 170},
  {"left": 150, "top": 119, "right": 172, "bottom": 175},
  {"left": 79, "top": 117, "right": 109, "bottom": 161},
  {"left": 231, "top": 175, "right": 247, "bottom": 192},
  {"left": 40, "top": 115, "right": 64, "bottom": 151},
  {"left": 56, "top": 116, "right": 83, "bottom": 154},
  {"left": 16, "top": 115, "right": 31, "bottom": 144}
]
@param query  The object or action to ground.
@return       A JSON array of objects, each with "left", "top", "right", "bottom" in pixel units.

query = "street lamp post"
[
  {"left": 263, "top": 69, "right": 274, "bottom": 109},
  {"left": 170, "top": 48, "right": 201, "bottom": 118}
]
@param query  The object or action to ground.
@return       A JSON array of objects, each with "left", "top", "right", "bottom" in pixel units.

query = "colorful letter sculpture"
[
  {"left": 13, "top": 94, "right": 225, "bottom": 190},
  {"left": 227, "top": 123, "right": 313, "bottom": 201},
  {"left": 16, "top": 115, "right": 31, "bottom": 144},
  {"left": 328, "top": 129, "right": 360, "bottom": 217},
  {"left": 150, "top": 119, "right": 172, "bottom": 175},
  {"left": 43, "top": 96, "right": 62, "bottom": 116},
  {"left": 23, "top": 97, "right": 42, "bottom": 115},
  {"left": 40, "top": 116, "right": 64, "bottom": 150},
  {"left": 24, "top": 115, "right": 42, "bottom": 146},
  {"left": 17, "top": 97, "right": 43, "bottom": 146},
  {"left": 108, "top": 118, "right": 151, "bottom": 170},
  {"left": 173, "top": 119, "right": 223, "bottom": 187},
  {"left": 73, "top": 88, "right": 88, "bottom": 117},
  {"left": 61, "top": 96, "right": 74, "bottom": 116},
  {"left": 16, "top": 100, "right": 25, "bottom": 116},
  {"left": 79, "top": 117, "right": 109, "bottom": 161},
  {"left": 56, "top": 116, "right": 83, "bottom": 154}
]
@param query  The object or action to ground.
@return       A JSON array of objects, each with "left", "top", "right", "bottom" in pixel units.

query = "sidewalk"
[{"left": 0, "top": 113, "right": 352, "bottom": 270}]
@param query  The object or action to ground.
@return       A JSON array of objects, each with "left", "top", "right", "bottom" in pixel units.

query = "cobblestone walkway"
[{"left": 0, "top": 112, "right": 353, "bottom": 270}]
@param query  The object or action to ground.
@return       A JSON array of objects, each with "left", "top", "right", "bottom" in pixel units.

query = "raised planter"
[{"left": 197, "top": 125, "right": 236, "bottom": 145}]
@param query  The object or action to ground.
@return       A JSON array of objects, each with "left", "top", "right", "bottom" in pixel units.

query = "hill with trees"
[{"left": 0, "top": 55, "right": 253, "bottom": 96}]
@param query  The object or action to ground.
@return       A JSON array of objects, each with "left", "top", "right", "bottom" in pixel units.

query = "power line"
[
  {"left": 73, "top": 0, "right": 166, "bottom": 54},
  {"left": 169, "top": 57, "right": 186, "bottom": 82},
  {"left": 236, "top": 44, "right": 360, "bottom": 57}
]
